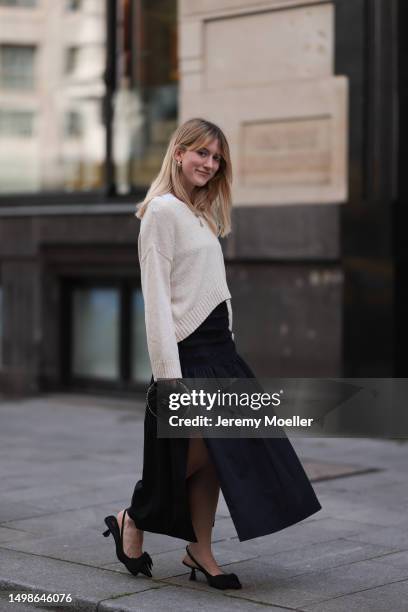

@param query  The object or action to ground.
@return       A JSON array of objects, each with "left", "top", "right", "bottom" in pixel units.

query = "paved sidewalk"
[{"left": 0, "top": 393, "right": 407, "bottom": 611}]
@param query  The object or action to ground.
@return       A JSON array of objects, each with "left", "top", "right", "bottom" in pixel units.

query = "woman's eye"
[{"left": 198, "top": 150, "right": 220, "bottom": 161}]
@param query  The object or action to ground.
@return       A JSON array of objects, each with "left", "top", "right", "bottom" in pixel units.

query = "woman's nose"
[{"left": 204, "top": 158, "right": 217, "bottom": 171}]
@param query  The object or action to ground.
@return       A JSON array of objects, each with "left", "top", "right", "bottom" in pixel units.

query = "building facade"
[{"left": 0, "top": 0, "right": 402, "bottom": 395}]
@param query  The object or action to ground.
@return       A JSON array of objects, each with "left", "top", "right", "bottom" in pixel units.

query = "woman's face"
[{"left": 175, "top": 138, "right": 221, "bottom": 195}]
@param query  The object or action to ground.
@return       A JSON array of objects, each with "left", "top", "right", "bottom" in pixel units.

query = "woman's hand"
[{"left": 147, "top": 378, "right": 191, "bottom": 416}]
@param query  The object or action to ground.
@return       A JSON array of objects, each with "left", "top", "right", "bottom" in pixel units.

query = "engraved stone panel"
[
  {"left": 205, "top": 4, "right": 333, "bottom": 89},
  {"left": 181, "top": 76, "right": 348, "bottom": 205},
  {"left": 240, "top": 117, "right": 331, "bottom": 187}
]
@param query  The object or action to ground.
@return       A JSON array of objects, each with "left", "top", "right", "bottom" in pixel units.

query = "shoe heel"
[
  {"left": 189, "top": 567, "right": 196, "bottom": 581},
  {"left": 102, "top": 528, "right": 110, "bottom": 537}
]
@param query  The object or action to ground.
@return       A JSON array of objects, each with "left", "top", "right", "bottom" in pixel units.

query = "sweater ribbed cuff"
[{"left": 152, "top": 359, "right": 182, "bottom": 381}]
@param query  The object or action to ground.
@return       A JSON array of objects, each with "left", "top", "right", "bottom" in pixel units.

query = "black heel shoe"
[
  {"left": 102, "top": 509, "right": 153, "bottom": 577},
  {"left": 182, "top": 545, "right": 242, "bottom": 590}
]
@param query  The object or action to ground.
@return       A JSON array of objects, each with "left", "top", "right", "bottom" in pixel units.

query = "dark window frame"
[{"left": 60, "top": 276, "right": 148, "bottom": 394}]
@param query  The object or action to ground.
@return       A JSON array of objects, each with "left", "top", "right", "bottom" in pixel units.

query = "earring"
[{"left": 177, "top": 160, "right": 182, "bottom": 167}]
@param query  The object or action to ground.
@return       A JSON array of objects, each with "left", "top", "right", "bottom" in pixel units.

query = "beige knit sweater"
[{"left": 138, "top": 192, "right": 234, "bottom": 380}]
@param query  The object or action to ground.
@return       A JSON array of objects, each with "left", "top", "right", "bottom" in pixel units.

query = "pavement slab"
[
  {"left": 0, "top": 548, "right": 162, "bottom": 612},
  {"left": 302, "top": 579, "right": 408, "bottom": 612},
  {"left": 98, "top": 585, "right": 287, "bottom": 611}
]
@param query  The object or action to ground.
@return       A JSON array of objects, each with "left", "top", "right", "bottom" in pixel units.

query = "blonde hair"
[{"left": 134, "top": 118, "right": 233, "bottom": 237}]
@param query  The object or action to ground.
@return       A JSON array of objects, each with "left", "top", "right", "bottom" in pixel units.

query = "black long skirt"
[{"left": 128, "top": 300, "right": 322, "bottom": 542}]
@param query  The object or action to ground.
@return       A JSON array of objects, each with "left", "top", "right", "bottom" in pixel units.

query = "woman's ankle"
[
  {"left": 188, "top": 542, "right": 213, "bottom": 559},
  {"left": 186, "top": 543, "right": 223, "bottom": 575}
]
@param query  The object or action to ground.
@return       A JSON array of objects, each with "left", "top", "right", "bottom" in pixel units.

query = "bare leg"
[
  {"left": 183, "top": 437, "right": 224, "bottom": 575},
  {"left": 116, "top": 509, "right": 144, "bottom": 558},
  {"left": 117, "top": 438, "right": 220, "bottom": 567}
]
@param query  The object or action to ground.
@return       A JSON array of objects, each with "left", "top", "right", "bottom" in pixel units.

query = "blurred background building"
[{"left": 0, "top": 0, "right": 403, "bottom": 395}]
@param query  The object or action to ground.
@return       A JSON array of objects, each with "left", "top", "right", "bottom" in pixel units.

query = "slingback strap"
[{"left": 120, "top": 508, "right": 128, "bottom": 543}]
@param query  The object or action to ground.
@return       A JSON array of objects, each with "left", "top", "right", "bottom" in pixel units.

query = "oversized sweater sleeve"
[{"left": 138, "top": 200, "right": 182, "bottom": 381}]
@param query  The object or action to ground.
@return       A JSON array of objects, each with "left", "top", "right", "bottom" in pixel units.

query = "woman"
[{"left": 103, "top": 118, "right": 322, "bottom": 590}]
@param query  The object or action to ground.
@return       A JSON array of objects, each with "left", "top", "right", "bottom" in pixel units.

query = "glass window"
[
  {"left": 0, "top": 0, "right": 37, "bottom": 7},
  {"left": 64, "top": 46, "right": 79, "bottom": 76},
  {"left": 113, "top": 0, "right": 178, "bottom": 193},
  {"left": 64, "top": 110, "right": 82, "bottom": 138},
  {"left": 131, "top": 288, "right": 150, "bottom": 383},
  {"left": 72, "top": 288, "right": 120, "bottom": 380},
  {"left": 0, "top": 1, "right": 106, "bottom": 194},
  {"left": 66, "top": 0, "right": 81, "bottom": 10},
  {"left": 0, "top": 0, "right": 178, "bottom": 197},
  {"left": 0, "top": 44, "right": 35, "bottom": 90},
  {"left": 0, "top": 109, "right": 34, "bottom": 137}
]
